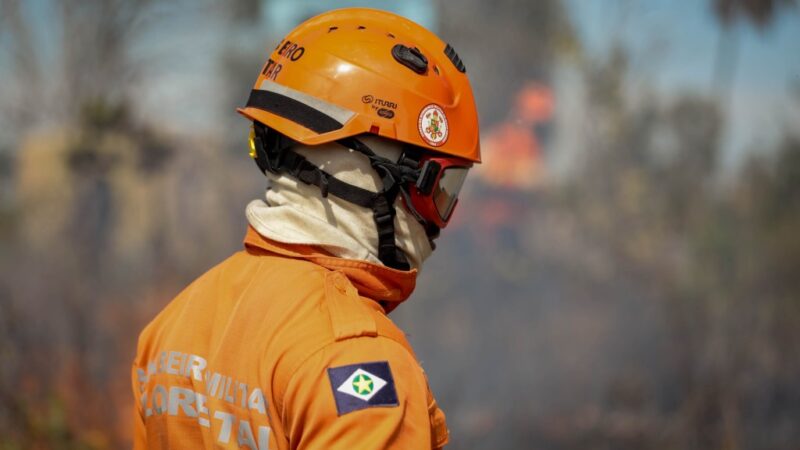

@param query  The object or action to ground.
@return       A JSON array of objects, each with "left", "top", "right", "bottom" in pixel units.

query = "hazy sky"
[
  {"left": 2, "top": 0, "right": 797, "bottom": 170},
  {"left": 567, "top": 0, "right": 800, "bottom": 168}
]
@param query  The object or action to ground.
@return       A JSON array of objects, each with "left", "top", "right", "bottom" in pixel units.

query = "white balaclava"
[{"left": 245, "top": 135, "right": 433, "bottom": 270}]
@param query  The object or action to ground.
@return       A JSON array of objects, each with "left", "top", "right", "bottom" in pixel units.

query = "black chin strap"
[{"left": 252, "top": 123, "right": 429, "bottom": 270}]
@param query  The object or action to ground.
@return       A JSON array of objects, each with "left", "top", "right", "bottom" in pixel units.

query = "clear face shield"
[{"left": 432, "top": 166, "right": 469, "bottom": 222}]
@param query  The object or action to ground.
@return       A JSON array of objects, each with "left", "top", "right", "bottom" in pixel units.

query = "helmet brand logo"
[
  {"left": 362, "top": 95, "right": 398, "bottom": 119},
  {"left": 418, "top": 104, "right": 449, "bottom": 147}
]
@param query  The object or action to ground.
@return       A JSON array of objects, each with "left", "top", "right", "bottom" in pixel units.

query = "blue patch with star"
[{"left": 327, "top": 361, "right": 399, "bottom": 416}]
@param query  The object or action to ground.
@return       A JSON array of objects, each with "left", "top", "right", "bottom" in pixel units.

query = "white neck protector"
[{"left": 245, "top": 135, "right": 433, "bottom": 270}]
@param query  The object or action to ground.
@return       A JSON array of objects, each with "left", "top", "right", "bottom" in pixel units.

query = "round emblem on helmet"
[{"left": 418, "top": 104, "right": 449, "bottom": 147}]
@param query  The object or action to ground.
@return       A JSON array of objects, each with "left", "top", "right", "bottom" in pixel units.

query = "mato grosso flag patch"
[{"left": 327, "top": 361, "right": 399, "bottom": 415}]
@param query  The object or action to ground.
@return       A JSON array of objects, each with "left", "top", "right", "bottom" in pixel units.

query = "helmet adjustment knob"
[{"left": 392, "top": 44, "right": 428, "bottom": 74}]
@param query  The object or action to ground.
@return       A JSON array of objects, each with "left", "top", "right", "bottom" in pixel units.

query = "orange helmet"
[
  {"left": 237, "top": 7, "right": 481, "bottom": 163},
  {"left": 239, "top": 8, "right": 480, "bottom": 270}
]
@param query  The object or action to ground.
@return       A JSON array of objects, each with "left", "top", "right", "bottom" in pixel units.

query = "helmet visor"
[{"left": 433, "top": 166, "right": 469, "bottom": 221}]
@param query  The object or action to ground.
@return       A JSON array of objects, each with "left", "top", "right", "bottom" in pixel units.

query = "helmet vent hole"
[
  {"left": 357, "top": 25, "right": 366, "bottom": 30},
  {"left": 387, "top": 33, "right": 396, "bottom": 39},
  {"left": 444, "top": 43, "right": 466, "bottom": 73},
  {"left": 328, "top": 26, "right": 338, "bottom": 33},
  {"left": 433, "top": 66, "right": 440, "bottom": 75}
]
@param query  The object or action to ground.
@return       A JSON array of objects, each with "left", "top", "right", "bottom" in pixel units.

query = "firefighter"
[{"left": 132, "top": 7, "right": 480, "bottom": 449}]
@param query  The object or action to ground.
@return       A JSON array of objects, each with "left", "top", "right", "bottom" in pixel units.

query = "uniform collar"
[{"left": 243, "top": 226, "right": 417, "bottom": 312}]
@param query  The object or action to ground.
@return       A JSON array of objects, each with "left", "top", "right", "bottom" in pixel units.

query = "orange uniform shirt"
[{"left": 132, "top": 227, "right": 449, "bottom": 449}]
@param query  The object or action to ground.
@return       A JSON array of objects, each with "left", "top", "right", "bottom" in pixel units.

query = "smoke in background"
[{"left": 0, "top": 0, "right": 799, "bottom": 449}]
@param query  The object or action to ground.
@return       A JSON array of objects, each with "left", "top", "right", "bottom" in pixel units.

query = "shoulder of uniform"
[
  {"left": 324, "top": 271, "right": 378, "bottom": 340},
  {"left": 324, "top": 271, "right": 415, "bottom": 349},
  {"left": 270, "top": 271, "right": 418, "bottom": 403}
]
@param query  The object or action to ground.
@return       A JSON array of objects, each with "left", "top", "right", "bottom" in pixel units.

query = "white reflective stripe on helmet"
[{"left": 257, "top": 80, "right": 356, "bottom": 125}]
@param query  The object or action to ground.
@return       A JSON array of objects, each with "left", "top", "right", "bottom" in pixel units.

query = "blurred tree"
[
  {"left": 0, "top": 1, "right": 186, "bottom": 448},
  {"left": 411, "top": 28, "right": 800, "bottom": 447},
  {"left": 713, "top": 0, "right": 796, "bottom": 27},
  {"left": 554, "top": 46, "right": 799, "bottom": 450},
  {"left": 709, "top": 0, "right": 796, "bottom": 101},
  {"left": 435, "top": 0, "right": 576, "bottom": 127},
  {"left": 0, "top": 0, "right": 167, "bottom": 134},
  {"left": 228, "top": 0, "right": 263, "bottom": 25}
]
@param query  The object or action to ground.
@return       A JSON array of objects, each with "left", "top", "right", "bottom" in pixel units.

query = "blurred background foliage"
[{"left": 0, "top": 0, "right": 798, "bottom": 449}]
